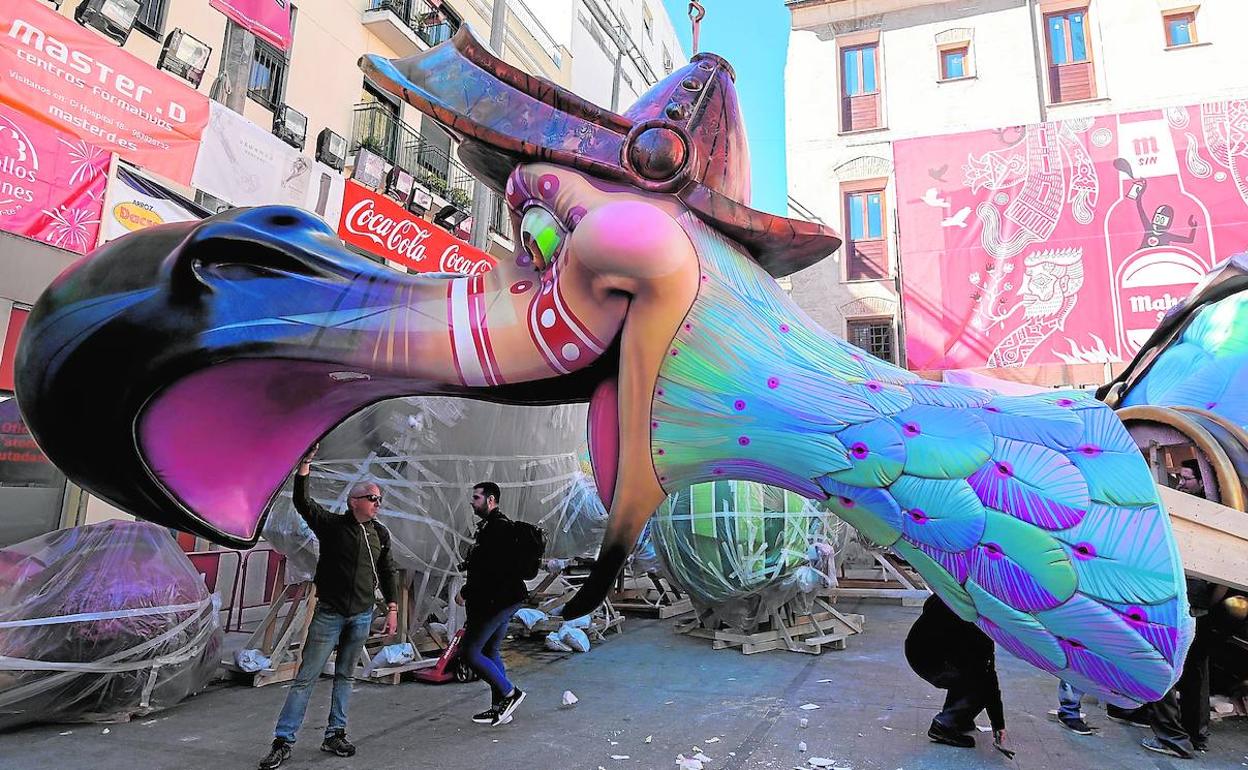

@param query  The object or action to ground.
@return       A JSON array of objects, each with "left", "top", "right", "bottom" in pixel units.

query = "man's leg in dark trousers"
[
  {"left": 1150, "top": 687, "right": 1197, "bottom": 756},
  {"left": 934, "top": 684, "right": 985, "bottom": 733},
  {"left": 1179, "top": 617, "right": 1212, "bottom": 748}
]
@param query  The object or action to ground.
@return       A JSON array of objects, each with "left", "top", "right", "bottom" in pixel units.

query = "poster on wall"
[
  {"left": 210, "top": 0, "right": 293, "bottom": 52},
  {"left": 192, "top": 101, "right": 345, "bottom": 226},
  {"left": 0, "top": 397, "right": 61, "bottom": 487},
  {"left": 101, "top": 162, "right": 209, "bottom": 243},
  {"left": 0, "top": 0, "right": 210, "bottom": 185},
  {"left": 338, "top": 181, "right": 496, "bottom": 275},
  {"left": 895, "top": 100, "right": 1248, "bottom": 372},
  {"left": 0, "top": 103, "right": 108, "bottom": 253}
]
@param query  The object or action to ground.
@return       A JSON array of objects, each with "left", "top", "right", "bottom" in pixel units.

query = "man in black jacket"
[
  {"left": 906, "top": 594, "right": 1010, "bottom": 755},
  {"left": 259, "top": 445, "right": 399, "bottom": 770},
  {"left": 457, "top": 481, "right": 527, "bottom": 727}
]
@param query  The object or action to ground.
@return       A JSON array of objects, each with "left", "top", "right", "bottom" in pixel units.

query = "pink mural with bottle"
[{"left": 895, "top": 100, "right": 1248, "bottom": 371}]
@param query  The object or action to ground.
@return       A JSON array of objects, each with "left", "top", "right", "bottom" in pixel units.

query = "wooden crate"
[{"left": 676, "top": 599, "right": 864, "bottom": 655}]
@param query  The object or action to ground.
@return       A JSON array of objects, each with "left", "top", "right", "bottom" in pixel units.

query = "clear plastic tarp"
[
  {"left": 262, "top": 396, "right": 607, "bottom": 623},
  {"left": 0, "top": 520, "right": 223, "bottom": 730},
  {"left": 651, "top": 480, "right": 850, "bottom": 631}
]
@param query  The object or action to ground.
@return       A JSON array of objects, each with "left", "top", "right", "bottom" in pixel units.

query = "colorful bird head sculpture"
[{"left": 17, "top": 27, "right": 1190, "bottom": 706}]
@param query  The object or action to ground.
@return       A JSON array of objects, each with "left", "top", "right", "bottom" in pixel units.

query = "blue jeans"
[
  {"left": 1058, "top": 679, "right": 1084, "bottom": 721},
  {"left": 462, "top": 602, "right": 521, "bottom": 701},
  {"left": 274, "top": 607, "right": 372, "bottom": 742}
]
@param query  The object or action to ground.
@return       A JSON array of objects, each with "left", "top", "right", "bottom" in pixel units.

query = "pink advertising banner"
[
  {"left": 0, "top": 103, "right": 108, "bottom": 254},
  {"left": 210, "top": 0, "right": 292, "bottom": 52},
  {"left": 894, "top": 100, "right": 1248, "bottom": 372}
]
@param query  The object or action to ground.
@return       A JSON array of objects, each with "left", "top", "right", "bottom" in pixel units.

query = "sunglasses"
[{"left": 352, "top": 494, "right": 383, "bottom": 503}]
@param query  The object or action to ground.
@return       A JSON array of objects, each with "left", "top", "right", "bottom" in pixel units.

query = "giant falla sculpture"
[{"left": 16, "top": 28, "right": 1190, "bottom": 706}]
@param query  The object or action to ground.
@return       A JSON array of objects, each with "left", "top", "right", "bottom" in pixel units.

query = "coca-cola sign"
[{"left": 337, "top": 180, "right": 496, "bottom": 275}]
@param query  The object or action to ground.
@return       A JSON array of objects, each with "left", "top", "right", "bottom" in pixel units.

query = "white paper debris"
[
  {"left": 676, "top": 755, "right": 704, "bottom": 770},
  {"left": 101, "top": 728, "right": 110, "bottom": 735},
  {"left": 800, "top": 704, "right": 820, "bottom": 711},
  {"left": 857, "top": 733, "right": 864, "bottom": 737},
  {"left": 611, "top": 756, "right": 630, "bottom": 760},
  {"left": 799, "top": 718, "right": 809, "bottom": 728},
  {"left": 817, "top": 679, "right": 833, "bottom": 683},
  {"left": 694, "top": 753, "right": 712, "bottom": 762},
  {"left": 798, "top": 741, "right": 807, "bottom": 752},
  {"left": 58, "top": 731, "right": 72, "bottom": 736},
  {"left": 610, "top": 741, "right": 619, "bottom": 745},
  {"left": 706, "top": 737, "right": 720, "bottom": 743},
  {"left": 808, "top": 759, "right": 835, "bottom": 769},
  {"left": 142, "top": 719, "right": 158, "bottom": 726},
  {"left": 881, "top": 726, "right": 893, "bottom": 731},
  {"left": 975, "top": 725, "right": 990, "bottom": 732},
  {"left": 646, "top": 736, "right": 653, "bottom": 744}
]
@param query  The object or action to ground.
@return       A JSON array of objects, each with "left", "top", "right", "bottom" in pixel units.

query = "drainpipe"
[
  {"left": 1028, "top": 0, "right": 1048, "bottom": 123},
  {"left": 469, "top": 0, "right": 508, "bottom": 250}
]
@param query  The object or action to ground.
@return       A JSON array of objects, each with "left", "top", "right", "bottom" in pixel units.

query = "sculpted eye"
[{"left": 519, "top": 205, "right": 565, "bottom": 268}]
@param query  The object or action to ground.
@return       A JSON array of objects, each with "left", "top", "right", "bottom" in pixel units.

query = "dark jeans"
[
  {"left": 462, "top": 602, "right": 521, "bottom": 702},
  {"left": 1151, "top": 615, "right": 1212, "bottom": 752},
  {"left": 274, "top": 607, "right": 372, "bottom": 743},
  {"left": 933, "top": 683, "right": 992, "bottom": 733}
]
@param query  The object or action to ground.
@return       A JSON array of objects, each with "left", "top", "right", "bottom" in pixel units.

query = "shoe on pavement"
[
  {"left": 927, "top": 720, "right": 975, "bottom": 748},
  {"left": 1059, "top": 716, "right": 1097, "bottom": 735},
  {"left": 320, "top": 730, "right": 356, "bottom": 757},
  {"left": 472, "top": 708, "right": 498, "bottom": 724},
  {"left": 258, "top": 739, "right": 291, "bottom": 770},
  {"left": 1141, "top": 737, "right": 1193, "bottom": 759},
  {"left": 1106, "top": 705, "right": 1150, "bottom": 727},
  {"left": 494, "top": 687, "right": 526, "bottom": 725}
]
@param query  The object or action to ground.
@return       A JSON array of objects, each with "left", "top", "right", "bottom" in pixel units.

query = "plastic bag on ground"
[
  {"left": 544, "top": 631, "right": 573, "bottom": 652},
  {"left": 512, "top": 608, "right": 547, "bottom": 630},
  {"left": 234, "top": 649, "right": 271, "bottom": 673},
  {"left": 557, "top": 625, "right": 591, "bottom": 653}
]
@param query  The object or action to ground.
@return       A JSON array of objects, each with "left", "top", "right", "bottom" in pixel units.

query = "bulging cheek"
[{"left": 570, "top": 201, "right": 691, "bottom": 278}]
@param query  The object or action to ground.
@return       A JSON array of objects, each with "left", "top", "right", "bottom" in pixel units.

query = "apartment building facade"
[{"left": 785, "top": 0, "right": 1248, "bottom": 385}]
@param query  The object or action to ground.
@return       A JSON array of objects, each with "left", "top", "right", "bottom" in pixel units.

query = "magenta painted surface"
[
  {"left": 0, "top": 104, "right": 107, "bottom": 254},
  {"left": 138, "top": 360, "right": 399, "bottom": 541},
  {"left": 210, "top": 0, "right": 292, "bottom": 52},
  {"left": 894, "top": 100, "right": 1248, "bottom": 371}
]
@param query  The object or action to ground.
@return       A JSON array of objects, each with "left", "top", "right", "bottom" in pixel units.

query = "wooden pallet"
[
  {"left": 352, "top": 577, "right": 438, "bottom": 685},
  {"left": 676, "top": 598, "right": 865, "bottom": 655},
  {"left": 829, "top": 547, "right": 931, "bottom": 607},
  {"left": 610, "top": 573, "right": 694, "bottom": 618},
  {"left": 223, "top": 581, "right": 317, "bottom": 687}
]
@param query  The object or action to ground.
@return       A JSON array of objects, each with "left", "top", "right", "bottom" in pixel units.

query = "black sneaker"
[
  {"left": 927, "top": 720, "right": 975, "bottom": 748},
  {"left": 1106, "top": 705, "right": 1150, "bottom": 727},
  {"left": 320, "top": 730, "right": 356, "bottom": 757},
  {"left": 1141, "top": 737, "right": 1193, "bottom": 759},
  {"left": 1059, "top": 716, "right": 1096, "bottom": 735},
  {"left": 258, "top": 739, "right": 291, "bottom": 770},
  {"left": 494, "top": 687, "right": 526, "bottom": 725},
  {"left": 472, "top": 708, "right": 498, "bottom": 724}
]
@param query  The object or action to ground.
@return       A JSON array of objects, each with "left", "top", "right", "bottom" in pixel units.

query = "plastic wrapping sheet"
[
  {"left": 261, "top": 396, "right": 607, "bottom": 622},
  {"left": 0, "top": 521, "right": 223, "bottom": 730},
  {"left": 652, "top": 480, "right": 851, "bottom": 632}
]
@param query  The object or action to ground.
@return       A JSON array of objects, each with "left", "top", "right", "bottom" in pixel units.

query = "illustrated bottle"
[{"left": 1102, "top": 112, "right": 1213, "bottom": 360}]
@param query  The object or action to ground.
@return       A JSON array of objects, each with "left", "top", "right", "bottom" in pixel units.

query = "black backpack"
[{"left": 510, "top": 520, "right": 546, "bottom": 580}]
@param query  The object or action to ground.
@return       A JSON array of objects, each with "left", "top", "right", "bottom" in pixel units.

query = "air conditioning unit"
[
  {"left": 272, "top": 105, "right": 308, "bottom": 151},
  {"left": 315, "top": 128, "right": 348, "bottom": 171},
  {"left": 385, "top": 166, "right": 415, "bottom": 206},
  {"left": 75, "top": 0, "right": 140, "bottom": 45},
  {"left": 157, "top": 29, "right": 212, "bottom": 88},
  {"left": 351, "top": 147, "right": 387, "bottom": 190}
]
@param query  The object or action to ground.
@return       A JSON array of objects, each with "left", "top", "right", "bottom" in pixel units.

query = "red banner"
[
  {"left": 210, "top": 0, "right": 292, "bottom": 52},
  {"left": 0, "top": 104, "right": 107, "bottom": 253},
  {"left": 338, "top": 181, "right": 497, "bottom": 275},
  {"left": 0, "top": 0, "right": 210, "bottom": 185},
  {"left": 895, "top": 100, "right": 1248, "bottom": 371}
]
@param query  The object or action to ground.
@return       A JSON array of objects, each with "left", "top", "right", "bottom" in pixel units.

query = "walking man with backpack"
[{"left": 456, "top": 481, "right": 541, "bottom": 726}]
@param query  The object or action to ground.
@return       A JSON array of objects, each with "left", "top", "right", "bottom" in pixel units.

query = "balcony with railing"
[
  {"left": 351, "top": 102, "right": 475, "bottom": 210},
  {"left": 489, "top": 196, "right": 512, "bottom": 241},
  {"left": 361, "top": 0, "right": 462, "bottom": 57}
]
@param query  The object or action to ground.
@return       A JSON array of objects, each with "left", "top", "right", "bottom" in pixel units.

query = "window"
[
  {"left": 844, "top": 189, "right": 888, "bottom": 280},
  {"left": 1164, "top": 11, "right": 1197, "bottom": 47},
  {"left": 662, "top": 45, "right": 673, "bottom": 74},
  {"left": 134, "top": 0, "right": 167, "bottom": 39},
  {"left": 847, "top": 318, "right": 895, "bottom": 363},
  {"left": 939, "top": 45, "right": 969, "bottom": 80},
  {"left": 1045, "top": 8, "right": 1096, "bottom": 103},
  {"left": 248, "top": 38, "right": 288, "bottom": 110},
  {"left": 643, "top": 4, "right": 653, "bottom": 40},
  {"left": 840, "top": 43, "right": 880, "bottom": 132}
]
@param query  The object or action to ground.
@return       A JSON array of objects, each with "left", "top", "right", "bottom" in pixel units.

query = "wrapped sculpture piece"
[
  {"left": 0, "top": 521, "right": 222, "bottom": 730},
  {"left": 16, "top": 27, "right": 1191, "bottom": 706},
  {"left": 652, "top": 480, "right": 849, "bottom": 630}
]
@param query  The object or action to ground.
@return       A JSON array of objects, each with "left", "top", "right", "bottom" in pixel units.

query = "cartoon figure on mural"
[
  {"left": 985, "top": 248, "right": 1085, "bottom": 368},
  {"left": 1117, "top": 161, "right": 1199, "bottom": 251}
]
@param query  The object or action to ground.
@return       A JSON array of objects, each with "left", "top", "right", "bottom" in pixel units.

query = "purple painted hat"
[{"left": 359, "top": 26, "right": 841, "bottom": 277}]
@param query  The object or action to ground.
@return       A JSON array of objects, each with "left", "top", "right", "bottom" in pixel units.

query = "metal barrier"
[
  {"left": 187, "top": 549, "right": 242, "bottom": 631},
  {"left": 229, "top": 548, "right": 288, "bottom": 633}
]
